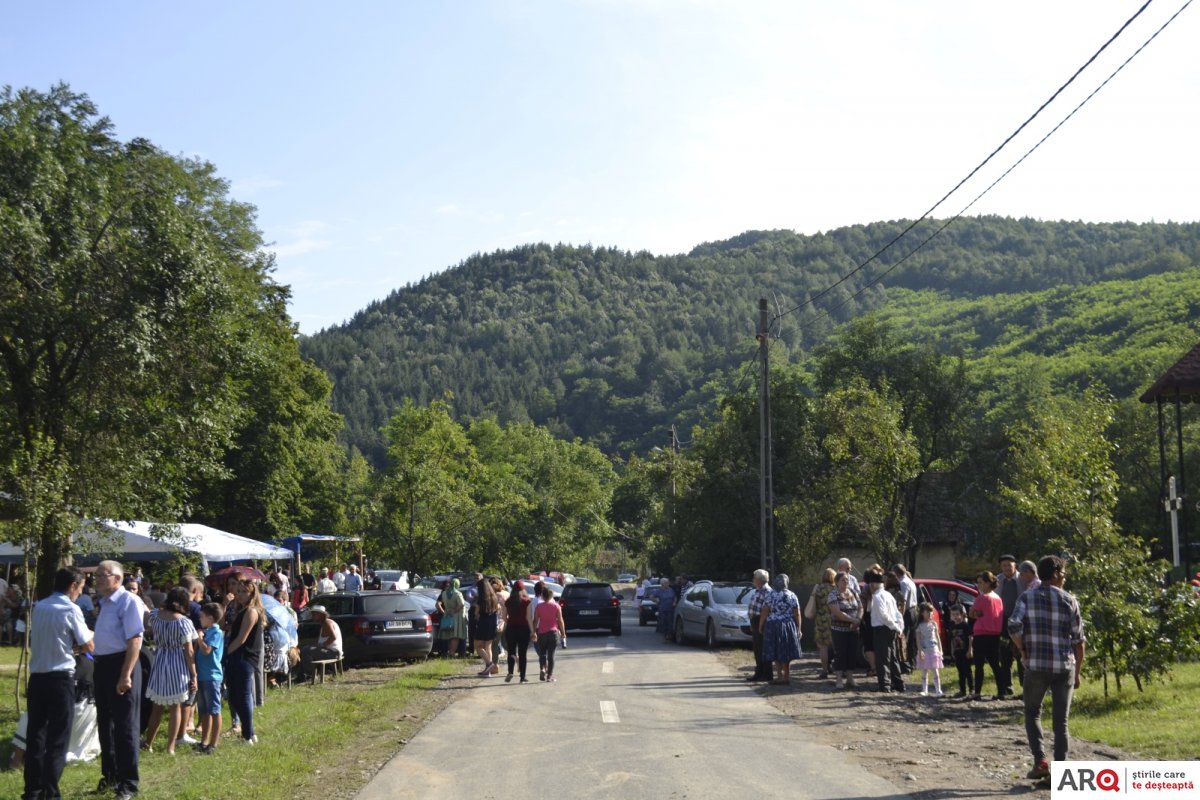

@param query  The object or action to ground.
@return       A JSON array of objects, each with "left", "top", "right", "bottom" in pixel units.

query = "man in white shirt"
[
  {"left": 316, "top": 568, "right": 337, "bottom": 595},
  {"left": 890, "top": 564, "right": 919, "bottom": 671},
  {"left": 332, "top": 565, "right": 347, "bottom": 591},
  {"left": 867, "top": 570, "right": 906, "bottom": 693}
]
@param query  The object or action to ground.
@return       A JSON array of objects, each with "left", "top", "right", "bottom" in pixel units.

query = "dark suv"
[
  {"left": 560, "top": 581, "right": 621, "bottom": 635},
  {"left": 299, "top": 590, "right": 434, "bottom": 665}
]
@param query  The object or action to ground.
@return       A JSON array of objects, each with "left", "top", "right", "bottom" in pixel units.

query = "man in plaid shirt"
[
  {"left": 1008, "top": 555, "right": 1086, "bottom": 781},
  {"left": 746, "top": 569, "right": 771, "bottom": 682}
]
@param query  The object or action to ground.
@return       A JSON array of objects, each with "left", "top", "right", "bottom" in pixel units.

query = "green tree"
[
  {"left": 998, "top": 387, "right": 1198, "bottom": 694},
  {"left": 376, "top": 397, "right": 478, "bottom": 578},
  {"left": 468, "top": 419, "right": 616, "bottom": 575},
  {"left": 779, "top": 377, "right": 920, "bottom": 569},
  {"left": 0, "top": 85, "right": 280, "bottom": 594}
]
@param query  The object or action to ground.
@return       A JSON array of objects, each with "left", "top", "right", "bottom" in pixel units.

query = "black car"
[
  {"left": 560, "top": 581, "right": 621, "bottom": 635},
  {"left": 299, "top": 590, "right": 434, "bottom": 665}
]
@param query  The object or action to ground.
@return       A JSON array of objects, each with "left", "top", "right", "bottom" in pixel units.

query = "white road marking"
[
  {"left": 605, "top": 642, "right": 617, "bottom": 650},
  {"left": 601, "top": 661, "right": 614, "bottom": 674},
  {"left": 600, "top": 700, "right": 620, "bottom": 723}
]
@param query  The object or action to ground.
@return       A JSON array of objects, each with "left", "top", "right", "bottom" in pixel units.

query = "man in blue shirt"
[
  {"left": 344, "top": 564, "right": 363, "bottom": 592},
  {"left": 92, "top": 560, "right": 144, "bottom": 800},
  {"left": 24, "top": 566, "right": 93, "bottom": 800}
]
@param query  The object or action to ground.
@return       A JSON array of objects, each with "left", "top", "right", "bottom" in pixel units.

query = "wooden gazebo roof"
[{"left": 1140, "top": 343, "right": 1200, "bottom": 403}]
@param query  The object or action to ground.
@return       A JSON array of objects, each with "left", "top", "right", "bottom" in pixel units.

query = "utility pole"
[{"left": 758, "top": 299, "right": 774, "bottom": 573}]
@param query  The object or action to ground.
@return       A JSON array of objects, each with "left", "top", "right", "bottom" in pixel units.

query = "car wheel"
[
  {"left": 675, "top": 616, "right": 686, "bottom": 644},
  {"left": 705, "top": 620, "right": 717, "bottom": 649}
]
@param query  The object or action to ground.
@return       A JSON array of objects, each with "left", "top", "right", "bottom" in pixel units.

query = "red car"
[{"left": 914, "top": 578, "right": 978, "bottom": 651}]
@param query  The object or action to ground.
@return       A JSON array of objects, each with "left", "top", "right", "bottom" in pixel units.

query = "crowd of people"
[
  {"left": 431, "top": 574, "right": 568, "bottom": 683},
  {"left": 12, "top": 554, "right": 1092, "bottom": 795},
  {"left": 14, "top": 561, "right": 361, "bottom": 800},
  {"left": 738, "top": 554, "right": 1085, "bottom": 783}
]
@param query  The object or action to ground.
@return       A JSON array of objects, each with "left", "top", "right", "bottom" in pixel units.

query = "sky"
[{"left": 3, "top": 1, "right": 1197, "bottom": 333}]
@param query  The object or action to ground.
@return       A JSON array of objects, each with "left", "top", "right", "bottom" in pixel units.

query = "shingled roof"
[{"left": 1140, "top": 343, "right": 1200, "bottom": 403}]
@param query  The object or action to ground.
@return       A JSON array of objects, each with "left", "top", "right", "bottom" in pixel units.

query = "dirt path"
[{"left": 713, "top": 649, "right": 1131, "bottom": 799}]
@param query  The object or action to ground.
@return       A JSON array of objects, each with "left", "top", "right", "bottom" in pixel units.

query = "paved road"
[{"left": 357, "top": 604, "right": 911, "bottom": 800}]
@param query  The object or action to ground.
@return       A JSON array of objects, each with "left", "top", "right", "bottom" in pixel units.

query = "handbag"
[
  {"left": 439, "top": 613, "right": 456, "bottom": 630},
  {"left": 803, "top": 591, "right": 816, "bottom": 620}
]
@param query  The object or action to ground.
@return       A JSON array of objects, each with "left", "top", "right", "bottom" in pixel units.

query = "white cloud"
[{"left": 435, "top": 203, "right": 460, "bottom": 215}]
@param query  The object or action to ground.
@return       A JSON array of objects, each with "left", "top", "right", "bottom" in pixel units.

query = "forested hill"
[{"left": 299, "top": 217, "right": 1200, "bottom": 465}]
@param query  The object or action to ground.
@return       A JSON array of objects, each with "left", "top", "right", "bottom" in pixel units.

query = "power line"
[
  {"left": 797, "top": 0, "right": 1194, "bottom": 329},
  {"left": 773, "top": 0, "right": 1159, "bottom": 325}
]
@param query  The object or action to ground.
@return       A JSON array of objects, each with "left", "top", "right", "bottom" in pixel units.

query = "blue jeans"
[
  {"left": 226, "top": 653, "right": 256, "bottom": 741},
  {"left": 1023, "top": 669, "right": 1075, "bottom": 763}
]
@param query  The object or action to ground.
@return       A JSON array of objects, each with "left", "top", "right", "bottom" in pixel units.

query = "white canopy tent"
[{"left": 0, "top": 519, "right": 292, "bottom": 573}]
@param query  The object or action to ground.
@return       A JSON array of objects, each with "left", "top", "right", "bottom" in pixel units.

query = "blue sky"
[{"left": 4, "top": 1, "right": 1197, "bottom": 333}]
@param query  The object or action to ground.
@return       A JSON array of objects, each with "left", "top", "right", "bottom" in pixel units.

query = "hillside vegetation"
[{"left": 300, "top": 216, "right": 1200, "bottom": 464}]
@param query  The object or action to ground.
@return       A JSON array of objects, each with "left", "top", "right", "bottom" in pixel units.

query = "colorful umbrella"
[{"left": 205, "top": 564, "right": 268, "bottom": 588}]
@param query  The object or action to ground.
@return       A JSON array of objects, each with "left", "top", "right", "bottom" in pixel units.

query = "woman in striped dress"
[{"left": 143, "top": 587, "right": 198, "bottom": 754}]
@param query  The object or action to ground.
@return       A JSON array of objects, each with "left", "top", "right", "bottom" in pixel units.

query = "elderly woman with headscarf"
[
  {"left": 436, "top": 578, "right": 468, "bottom": 658},
  {"left": 654, "top": 578, "right": 676, "bottom": 642},
  {"left": 758, "top": 573, "right": 801, "bottom": 685}
]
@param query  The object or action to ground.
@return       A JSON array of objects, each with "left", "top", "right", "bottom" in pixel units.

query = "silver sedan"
[{"left": 673, "top": 581, "right": 755, "bottom": 647}]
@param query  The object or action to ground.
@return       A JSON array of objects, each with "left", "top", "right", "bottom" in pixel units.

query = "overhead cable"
[{"left": 774, "top": 0, "right": 1159, "bottom": 324}]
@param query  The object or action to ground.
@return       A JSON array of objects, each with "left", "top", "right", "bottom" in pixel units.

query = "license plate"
[
  {"left": 579, "top": 609, "right": 599, "bottom": 615},
  {"left": 385, "top": 620, "right": 408, "bottom": 630}
]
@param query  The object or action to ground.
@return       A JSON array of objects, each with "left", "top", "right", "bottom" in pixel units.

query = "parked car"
[
  {"left": 639, "top": 592, "right": 658, "bottom": 626},
  {"left": 299, "top": 590, "right": 434, "bottom": 665},
  {"left": 374, "top": 569, "right": 410, "bottom": 591},
  {"left": 523, "top": 578, "right": 563, "bottom": 599},
  {"left": 559, "top": 581, "right": 621, "bottom": 635},
  {"left": 674, "top": 581, "right": 755, "bottom": 647},
  {"left": 617, "top": 573, "right": 637, "bottom": 583}
]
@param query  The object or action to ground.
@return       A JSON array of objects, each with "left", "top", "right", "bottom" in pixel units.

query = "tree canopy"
[{"left": 0, "top": 85, "right": 343, "bottom": 592}]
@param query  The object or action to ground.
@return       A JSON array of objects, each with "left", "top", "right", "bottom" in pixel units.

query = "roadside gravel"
[{"left": 713, "top": 648, "right": 1131, "bottom": 799}]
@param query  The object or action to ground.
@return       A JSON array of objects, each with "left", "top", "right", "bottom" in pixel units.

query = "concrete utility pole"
[{"left": 758, "top": 299, "right": 774, "bottom": 573}]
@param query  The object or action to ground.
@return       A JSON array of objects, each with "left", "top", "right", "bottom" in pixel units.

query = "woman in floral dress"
[
  {"left": 811, "top": 567, "right": 836, "bottom": 678},
  {"left": 142, "top": 587, "right": 198, "bottom": 754},
  {"left": 759, "top": 573, "right": 801, "bottom": 685}
]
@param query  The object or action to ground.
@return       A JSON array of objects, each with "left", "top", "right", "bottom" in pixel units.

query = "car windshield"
[
  {"left": 363, "top": 595, "right": 420, "bottom": 615},
  {"left": 377, "top": 571, "right": 403, "bottom": 581},
  {"left": 712, "top": 585, "right": 753, "bottom": 605},
  {"left": 566, "top": 585, "right": 612, "bottom": 601}
]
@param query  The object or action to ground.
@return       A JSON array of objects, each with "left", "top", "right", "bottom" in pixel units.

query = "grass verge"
[
  {"left": 1069, "top": 661, "right": 1200, "bottom": 759},
  {"left": 0, "top": 646, "right": 467, "bottom": 800}
]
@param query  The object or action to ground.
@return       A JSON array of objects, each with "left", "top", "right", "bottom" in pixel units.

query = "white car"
[
  {"left": 375, "top": 569, "right": 410, "bottom": 591},
  {"left": 617, "top": 573, "right": 637, "bottom": 583}
]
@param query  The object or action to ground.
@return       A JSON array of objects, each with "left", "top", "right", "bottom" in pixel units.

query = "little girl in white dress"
[{"left": 915, "top": 601, "right": 944, "bottom": 696}]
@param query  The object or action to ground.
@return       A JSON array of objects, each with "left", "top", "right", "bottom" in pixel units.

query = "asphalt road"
[{"left": 356, "top": 604, "right": 911, "bottom": 800}]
